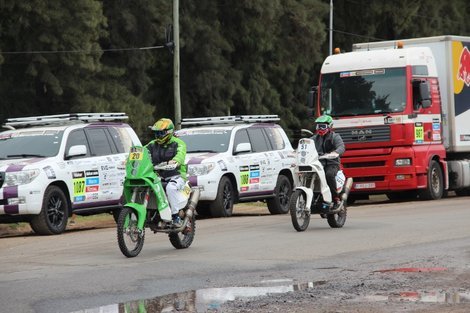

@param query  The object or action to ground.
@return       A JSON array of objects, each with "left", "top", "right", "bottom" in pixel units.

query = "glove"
[{"left": 168, "top": 160, "right": 178, "bottom": 165}]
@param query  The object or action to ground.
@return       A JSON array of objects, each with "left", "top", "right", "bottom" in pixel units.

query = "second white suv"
[{"left": 175, "top": 115, "right": 296, "bottom": 217}]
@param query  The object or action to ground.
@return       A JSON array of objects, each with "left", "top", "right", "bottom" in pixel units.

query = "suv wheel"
[
  {"left": 30, "top": 186, "right": 69, "bottom": 235},
  {"left": 267, "top": 175, "right": 292, "bottom": 214},
  {"left": 210, "top": 176, "right": 234, "bottom": 217}
]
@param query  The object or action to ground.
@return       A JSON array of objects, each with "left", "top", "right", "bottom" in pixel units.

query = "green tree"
[{"left": 0, "top": 1, "right": 105, "bottom": 119}]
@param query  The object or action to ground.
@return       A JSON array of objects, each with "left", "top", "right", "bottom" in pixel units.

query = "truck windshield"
[
  {"left": 0, "top": 130, "right": 64, "bottom": 159},
  {"left": 319, "top": 67, "right": 407, "bottom": 116}
]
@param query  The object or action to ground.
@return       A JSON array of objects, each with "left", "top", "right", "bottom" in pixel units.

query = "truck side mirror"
[
  {"left": 307, "top": 86, "right": 318, "bottom": 117},
  {"left": 412, "top": 80, "right": 431, "bottom": 110}
]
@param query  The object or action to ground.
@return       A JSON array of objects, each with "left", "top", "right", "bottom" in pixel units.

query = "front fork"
[{"left": 121, "top": 188, "right": 150, "bottom": 231}]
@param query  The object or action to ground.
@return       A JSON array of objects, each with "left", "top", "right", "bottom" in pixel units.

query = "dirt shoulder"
[
  {"left": 0, "top": 214, "right": 116, "bottom": 238},
  {"left": 0, "top": 203, "right": 267, "bottom": 238}
]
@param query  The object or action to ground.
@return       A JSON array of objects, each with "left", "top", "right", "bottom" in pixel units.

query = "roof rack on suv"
[
  {"left": 181, "top": 115, "right": 280, "bottom": 126},
  {"left": 4, "top": 112, "right": 128, "bottom": 128}
]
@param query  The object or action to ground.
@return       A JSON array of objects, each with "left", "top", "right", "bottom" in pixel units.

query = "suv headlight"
[
  {"left": 188, "top": 163, "right": 215, "bottom": 176},
  {"left": 5, "top": 169, "right": 41, "bottom": 186}
]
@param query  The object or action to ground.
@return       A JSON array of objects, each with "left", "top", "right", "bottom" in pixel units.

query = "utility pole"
[
  {"left": 329, "top": 0, "right": 333, "bottom": 55},
  {"left": 173, "top": 0, "right": 182, "bottom": 129}
]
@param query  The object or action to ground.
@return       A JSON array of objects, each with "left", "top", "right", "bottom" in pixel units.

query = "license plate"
[{"left": 354, "top": 182, "right": 376, "bottom": 189}]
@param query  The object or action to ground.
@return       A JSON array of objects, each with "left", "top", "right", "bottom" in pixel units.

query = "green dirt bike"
[{"left": 117, "top": 146, "right": 199, "bottom": 258}]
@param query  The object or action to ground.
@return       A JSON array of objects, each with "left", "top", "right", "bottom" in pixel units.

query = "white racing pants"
[{"left": 165, "top": 176, "right": 188, "bottom": 215}]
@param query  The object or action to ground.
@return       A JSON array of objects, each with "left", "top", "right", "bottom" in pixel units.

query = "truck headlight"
[
  {"left": 188, "top": 163, "right": 215, "bottom": 176},
  {"left": 5, "top": 169, "right": 40, "bottom": 186},
  {"left": 395, "top": 158, "right": 411, "bottom": 166}
]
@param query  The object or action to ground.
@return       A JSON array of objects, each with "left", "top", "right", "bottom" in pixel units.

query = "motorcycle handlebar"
[{"left": 154, "top": 162, "right": 178, "bottom": 171}]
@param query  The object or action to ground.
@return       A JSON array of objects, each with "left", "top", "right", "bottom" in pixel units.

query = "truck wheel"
[
  {"left": 210, "top": 176, "right": 234, "bottom": 217},
  {"left": 419, "top": 160, "right": 444, "bottom": 200},
  {"left": 30, "top": 186, "right": 69, "bottom": 235},
  {"left": 267, "top": 175, "right": 292, "bottom": 214}
]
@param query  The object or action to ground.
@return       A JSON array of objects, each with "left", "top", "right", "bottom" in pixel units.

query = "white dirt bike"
[{"left": 289, "top": 131, "right": 353, "bottom": 231}]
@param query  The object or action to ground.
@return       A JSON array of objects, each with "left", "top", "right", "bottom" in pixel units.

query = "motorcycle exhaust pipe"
[
  {"left": 328, "top": 177, "right": 353, "bottom": 214},
  {"left": 341, "top": 177, "right": 353, "bottom": 202},
  {"left": 173, "top": 188, "right": 201, "bottom": 232},
  {"left": 186, "top": 187, "right": 200, "bottom": 218}
]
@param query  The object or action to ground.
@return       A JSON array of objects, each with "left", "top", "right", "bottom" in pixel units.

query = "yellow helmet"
[{"left": 151, "top": 118, "right": 174, "bottom": 144}]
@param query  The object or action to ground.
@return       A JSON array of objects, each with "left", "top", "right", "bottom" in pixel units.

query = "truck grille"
[
  {"left": 335, "top": 125, "right": 390, "bottom": 144},
  {"left": 0, "top": 172, "right": 4, "bottom": 189}
]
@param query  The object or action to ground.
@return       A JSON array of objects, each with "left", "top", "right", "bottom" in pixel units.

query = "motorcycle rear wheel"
[
  {"left": 117, "top": 206, "right": 145, "bottom": 257},
  {"left": 327, "top": 201, "right": 347, "bottom": 228},
  {"left": 169, "top": 212, "right": 196, "bottom": 249},
  {"left": 289, "top": 190, "right": 310, "bottom": 232}
]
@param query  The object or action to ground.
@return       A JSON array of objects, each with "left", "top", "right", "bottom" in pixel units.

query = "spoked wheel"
[
  {"left": 117, "top": 206, "right": 145, "bottom": 257},
  {"left": 169, "top": 213, "right": 196, "bottom": 249},
  {"left": 289, "top": 190, "right": 310, "bottom": 232},
  {"left": 327, "top": 201, "right": 347, "bottom": 228}
]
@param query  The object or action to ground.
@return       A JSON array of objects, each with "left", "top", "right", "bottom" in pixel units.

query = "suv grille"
[{"left": 335, "top": 125, "right": 390, "bottom": 144}]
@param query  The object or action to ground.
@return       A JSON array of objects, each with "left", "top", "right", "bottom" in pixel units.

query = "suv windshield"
[
  {"left": 176, "top": 129, "right": 232, "bottom": 153},
  {"left": 0, "top": 130, "right": 64, "bottom": 159},
  {"left": 319, "top": 67, "right": 407, "bottom": 116}
]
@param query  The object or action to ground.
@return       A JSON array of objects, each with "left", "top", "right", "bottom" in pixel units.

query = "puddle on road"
[
  {"left": 70, "top": 280, "right": 326, "bottom": 313},
  {"left": 358, "top": 290, "right": 470, "bottom": 304},
  {"left": 69, "top": 279, "right": 470, "bottom": 313}
]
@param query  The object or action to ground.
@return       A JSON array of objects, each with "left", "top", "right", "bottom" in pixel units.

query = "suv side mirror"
[
  {"left": 234, "top": 142, "right": 251, "bottom": 154},
  {"left": 66, "top": 145, "right": 87, "bottom": 159}
]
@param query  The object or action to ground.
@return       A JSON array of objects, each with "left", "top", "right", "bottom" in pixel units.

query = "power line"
[
  {"left": 0, "top": 45, "right": 166, "bottom": 55},
  {"left": 328, "top": 28, "right": 386, "bottom": 42}
]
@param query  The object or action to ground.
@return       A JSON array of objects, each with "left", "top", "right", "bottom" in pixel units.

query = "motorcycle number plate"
[
  {"left": 129, "top": 151, "right": 143, "bottom": 161},
  {"left": 354, "top": 182, "right": 376, "bottom": 189}
]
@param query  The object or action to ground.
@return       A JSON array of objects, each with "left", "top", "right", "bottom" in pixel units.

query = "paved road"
[{"left": 1, "top": 196, "right": 469, "bottom": 312}]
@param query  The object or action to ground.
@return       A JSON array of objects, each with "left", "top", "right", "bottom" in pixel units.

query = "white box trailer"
[{"left": 353, "top": 35, "right": 470, "bottom": 153}]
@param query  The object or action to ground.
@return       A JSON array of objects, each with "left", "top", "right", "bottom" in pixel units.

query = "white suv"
[
  {"left": 0, "top": 113, "right": 141, "bottom": 235},
  {"left": 175, "top": 115, "right": 296, "bottom": 217}
]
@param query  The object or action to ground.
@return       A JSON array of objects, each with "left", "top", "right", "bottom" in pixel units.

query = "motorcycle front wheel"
[
  {"left": 327, "top": 201, "right": 347, "bottom": 228},
  {"left": 117, "top": 206, "right": 145, "bottom": 257},
  {"left": 169, "top": 212, "right": 196, "bottom": 249},
  {"left": 289, "top": 190, "right": 310, "bottom": 232}
]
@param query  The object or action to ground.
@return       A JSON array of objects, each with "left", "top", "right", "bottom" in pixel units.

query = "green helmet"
[
  {"left": 315, "top": 114, "right": 333, "bottom": 124},
  {"left": 151, "top": 118, "right": 175, "bottom": 144},
  {"left": 315, "top": 115, "right": 333, "bottom": 136}
]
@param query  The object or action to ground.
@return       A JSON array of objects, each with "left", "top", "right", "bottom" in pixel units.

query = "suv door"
[
  {"left": 248, "top": 127, "right": 283, "bottom": 192},
  {"left": 65, "top": 127, "right": 121, "bottom": 207},
  {"left": 84, "top": 127, "right": 126, "bottom": 204},
  {"left": 234, "top": 127, "right": 270, "bottom": 196}
]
